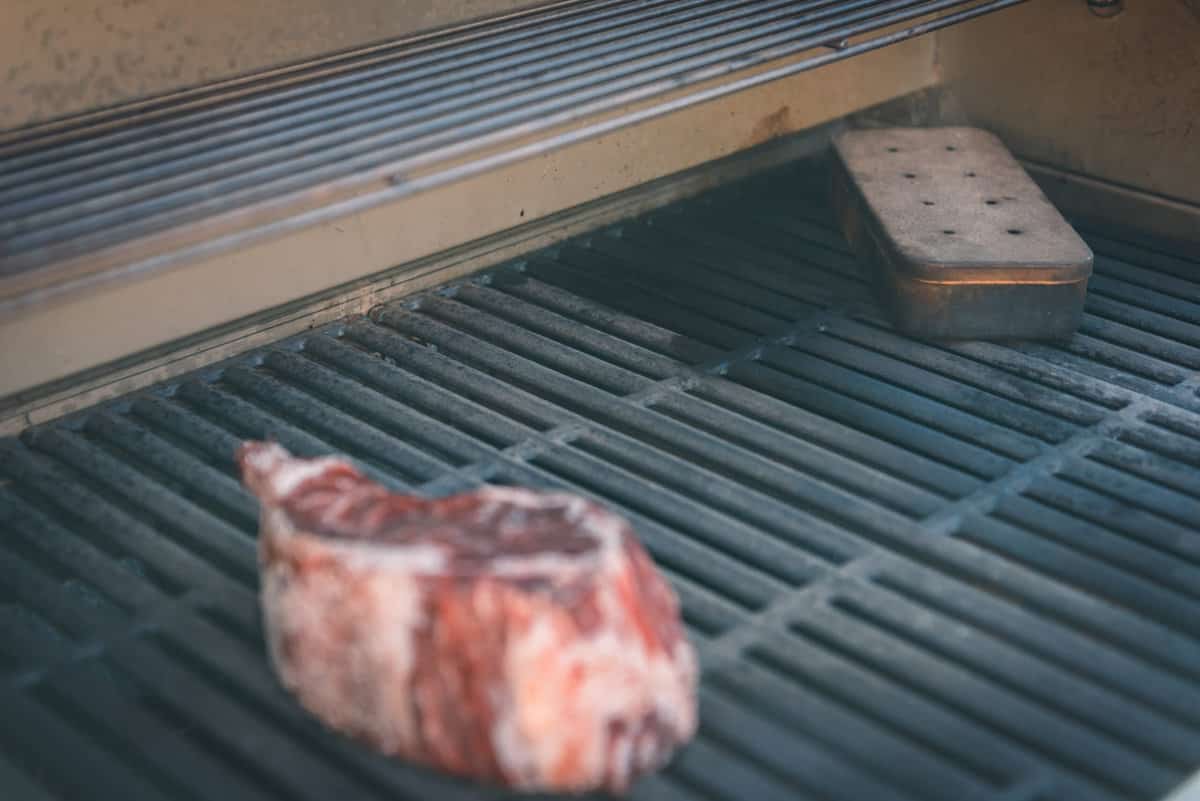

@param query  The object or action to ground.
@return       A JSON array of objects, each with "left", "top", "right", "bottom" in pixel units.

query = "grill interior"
[{"left": 3, "top": 157, "right": 1200, "bottom": 801}]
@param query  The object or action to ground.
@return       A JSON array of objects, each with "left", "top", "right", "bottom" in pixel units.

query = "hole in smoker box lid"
[
  {"left": 943, "top": 229, "right": 956, "bottom": 235},
  {"left": 985, "top": 199, "right": 998, "bottom": 205},
  {"left": 965, "top": 171, "right": 976, "bottom": 177},
  {"left": 945, "top": 145, "right": 957, "bottom": 151},
  {"left": 903, "top": 172, "right": 916, "bottom": 179},
  {"left": 1007, "top": 228, "right": 1023, "bottom": 235},
  {"left": 922, "top": 200, "right": 935, "bottom": 206},
  {"left": 887, "top": 147, "right": 899, "bottom": 152}
]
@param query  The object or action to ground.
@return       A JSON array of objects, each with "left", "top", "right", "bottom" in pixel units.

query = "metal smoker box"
[{"left": 832, "top": 127, "right": 1094, "bottom": 340}]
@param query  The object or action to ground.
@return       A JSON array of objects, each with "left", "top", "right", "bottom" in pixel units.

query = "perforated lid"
[{"left": 834, "top": 127, "right": 1093, "bottom": 284}]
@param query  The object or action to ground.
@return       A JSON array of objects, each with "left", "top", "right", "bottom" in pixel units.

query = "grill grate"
[{"left": 3, "top": 158, "right": 1200, "bottom": 801}]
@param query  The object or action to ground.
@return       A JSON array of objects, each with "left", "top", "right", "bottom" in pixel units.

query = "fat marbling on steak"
[{"left": 237, "top": 441, "right": 698, "bottom": 794}]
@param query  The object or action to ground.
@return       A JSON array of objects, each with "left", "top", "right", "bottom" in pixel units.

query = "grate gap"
[
  {"left": 127, "top": 400, "right": 242, "bottom": 472},
  {"left": 521, "top": 457, "right": 781, "bottom": 611},
  {"left": 834, "top": 588, "right": 1197, "bottom": 772},
  {"left": 787, "top": 611, "right": 1148, "bottom": 800},
  {"left": 1054, "top": 467, "right": 1200, "bottom": 532},
  {"left": 1081, "top": 310, "right": 1200, "bottom": 371},
  {"left": 1089, "top": 443, "right": 1200, "bottom": 497},
  {"left": 0, "top": 605, "right": 71, "bottom": 675},
  {"left": 619, "top": 223, "right": 838, "bottom": 310},
  {"left": 653, "top": 762, "right": 726, "bottom": 801},
  {"left": 336, "top": 324, "right": 567, "bottom": 434},
  {"left": 934, "top": 340, "right": 1133, "bottom": 411},
  {"left": 22, "top": 437, "right": 257, "bottom": 589},
  {"left": 952, "top": 528, "right": 1200, "bottom": 678},
  {"left": 648, "top": 397, "right": 950, "bottom": 515},
  {"left": 534, "top": 253, "right": 769, "bottom": 342},
  {"left": 742, "top": 643, "right": 1013, "bottom": 789},
  {"left": 4, "top": 471, "right": 194, "bottom": 597},
  {"left": 107, "top": 652, "right": 337, "bottom": 801},
  {"left": 679, "top": 730, "right": 838, "bottom": 801},
  {"left": 489, "top": 276, "right": 720, "bottom": 365},
  {"left": 872, "top": 573, "right": 1200, "bottom": 732},
  {"left": 31, "top": 679, "right": 203, "bottom": 801},
  {"left": 767, "top": 345, "right": 1049, "bottom": 457},
  {"left": 828, "top": 593, "right": 1191, "bottom": 772},
  {"left": 821, "top": 326, "right": 1109, "bottom": 427},
  {"left": 84, "top": 413, "right": 258, "bottom": 534},
  {"left": 1141, "top": 412, "right": 1200, "bottom": 444},
  {"left": 673, "top": 207, "right": 859, "bottom": 272},
  {"left": 791, "top": 332, "right": 1083, "bottom": 443},
  {"left": 258, "top": 357, "right": 480, "bottom": 470},
  {"left": 145, "top": 634, "right": 418, "bottom": 801},
  {"left": 304, "top": 345, "right": 529, "bottom": 451},
  {"left": 737, "top": 359, "right": 1021, "bottom": 476},
  {"left": 1089, "top": 284, "right": 1200, "bottom": 335},
  {"left": 1005, "top": 488, "right": 1200, "bottom": 572},
  {"left": 1056, "top": 330, "right": 1188, "bottom": 386},
  {"left": 570, "top": 434, "right": 866, "bottom": 563},
  {"left": 582, "top": 234, "right": 815, "bottom": 324},
  {"left": 450, "top": 283, "right": 685, "bottom": 381},
  {"left": 201, "top": 376, "right": 422, "bottom": 487},
  {"left": 1090, "top": 260, "right": 1200, "bottom": 308},
  {"left": 372, "top": 310, "right": 643, "bottom": 410},
  {"left": 79, "top": 425, "right": 257, "bottom": 538},
  {"left": 532, "top": 448, "right": 828, "bottom": 586},
  {"left": 127, "top": 396, "right": 245, "bottom": 470},
  {"left": 195, "top": 605, "right": 262, "bottom": 652},
  {"left": 704, "top": 669, "right": 955, "bottom": 801},
  {"left": 693, "top": 377, "right": 986, "bottom": 495},
  {"left": 677, "top": 606, "right": 725, "bottom": 640},
  {"left": 409, "top": 301, "right": 653, "bottom": 395}
]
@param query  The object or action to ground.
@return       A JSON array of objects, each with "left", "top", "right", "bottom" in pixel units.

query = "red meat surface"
[{"left": 237, "top": 441, "right": 698, "bottom": 794}]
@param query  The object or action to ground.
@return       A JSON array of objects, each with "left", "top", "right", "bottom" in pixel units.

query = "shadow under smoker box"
[{"left": 832, "top": 127, "right": 1094, "bottom": 341}]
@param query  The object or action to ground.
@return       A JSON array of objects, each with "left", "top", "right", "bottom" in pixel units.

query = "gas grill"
[{"left": 2, "top": 2, "right": 1199, "bottom": 800}]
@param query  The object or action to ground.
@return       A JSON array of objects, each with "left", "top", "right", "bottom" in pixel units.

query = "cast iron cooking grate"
[{"left": 3, "top": 159, "right": 1200, "bottom": 801}]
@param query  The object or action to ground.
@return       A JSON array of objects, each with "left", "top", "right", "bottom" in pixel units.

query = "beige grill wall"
[
  {"left": 1, "top": 0, "right": 533, "bottom": 129},
  {"left": 936, "top": 0, "right": 1200, "bottom": 207}
]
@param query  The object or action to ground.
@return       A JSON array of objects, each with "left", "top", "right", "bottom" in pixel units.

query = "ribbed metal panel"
[
  {"left": 2, "top": 159, "right": 1199, "bottom": 801},
  {"left": 0, "top": 0, "right": 1022, "bottom": 299}
]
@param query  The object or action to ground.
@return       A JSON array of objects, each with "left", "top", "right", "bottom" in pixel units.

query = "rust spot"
[{"left": 746, "top": 105, "right": 792, "bottom": 148}]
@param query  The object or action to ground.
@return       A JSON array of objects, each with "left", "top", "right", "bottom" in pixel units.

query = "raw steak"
[{"left": 237, "top": 441, "right": 698, "bottom": 794}]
